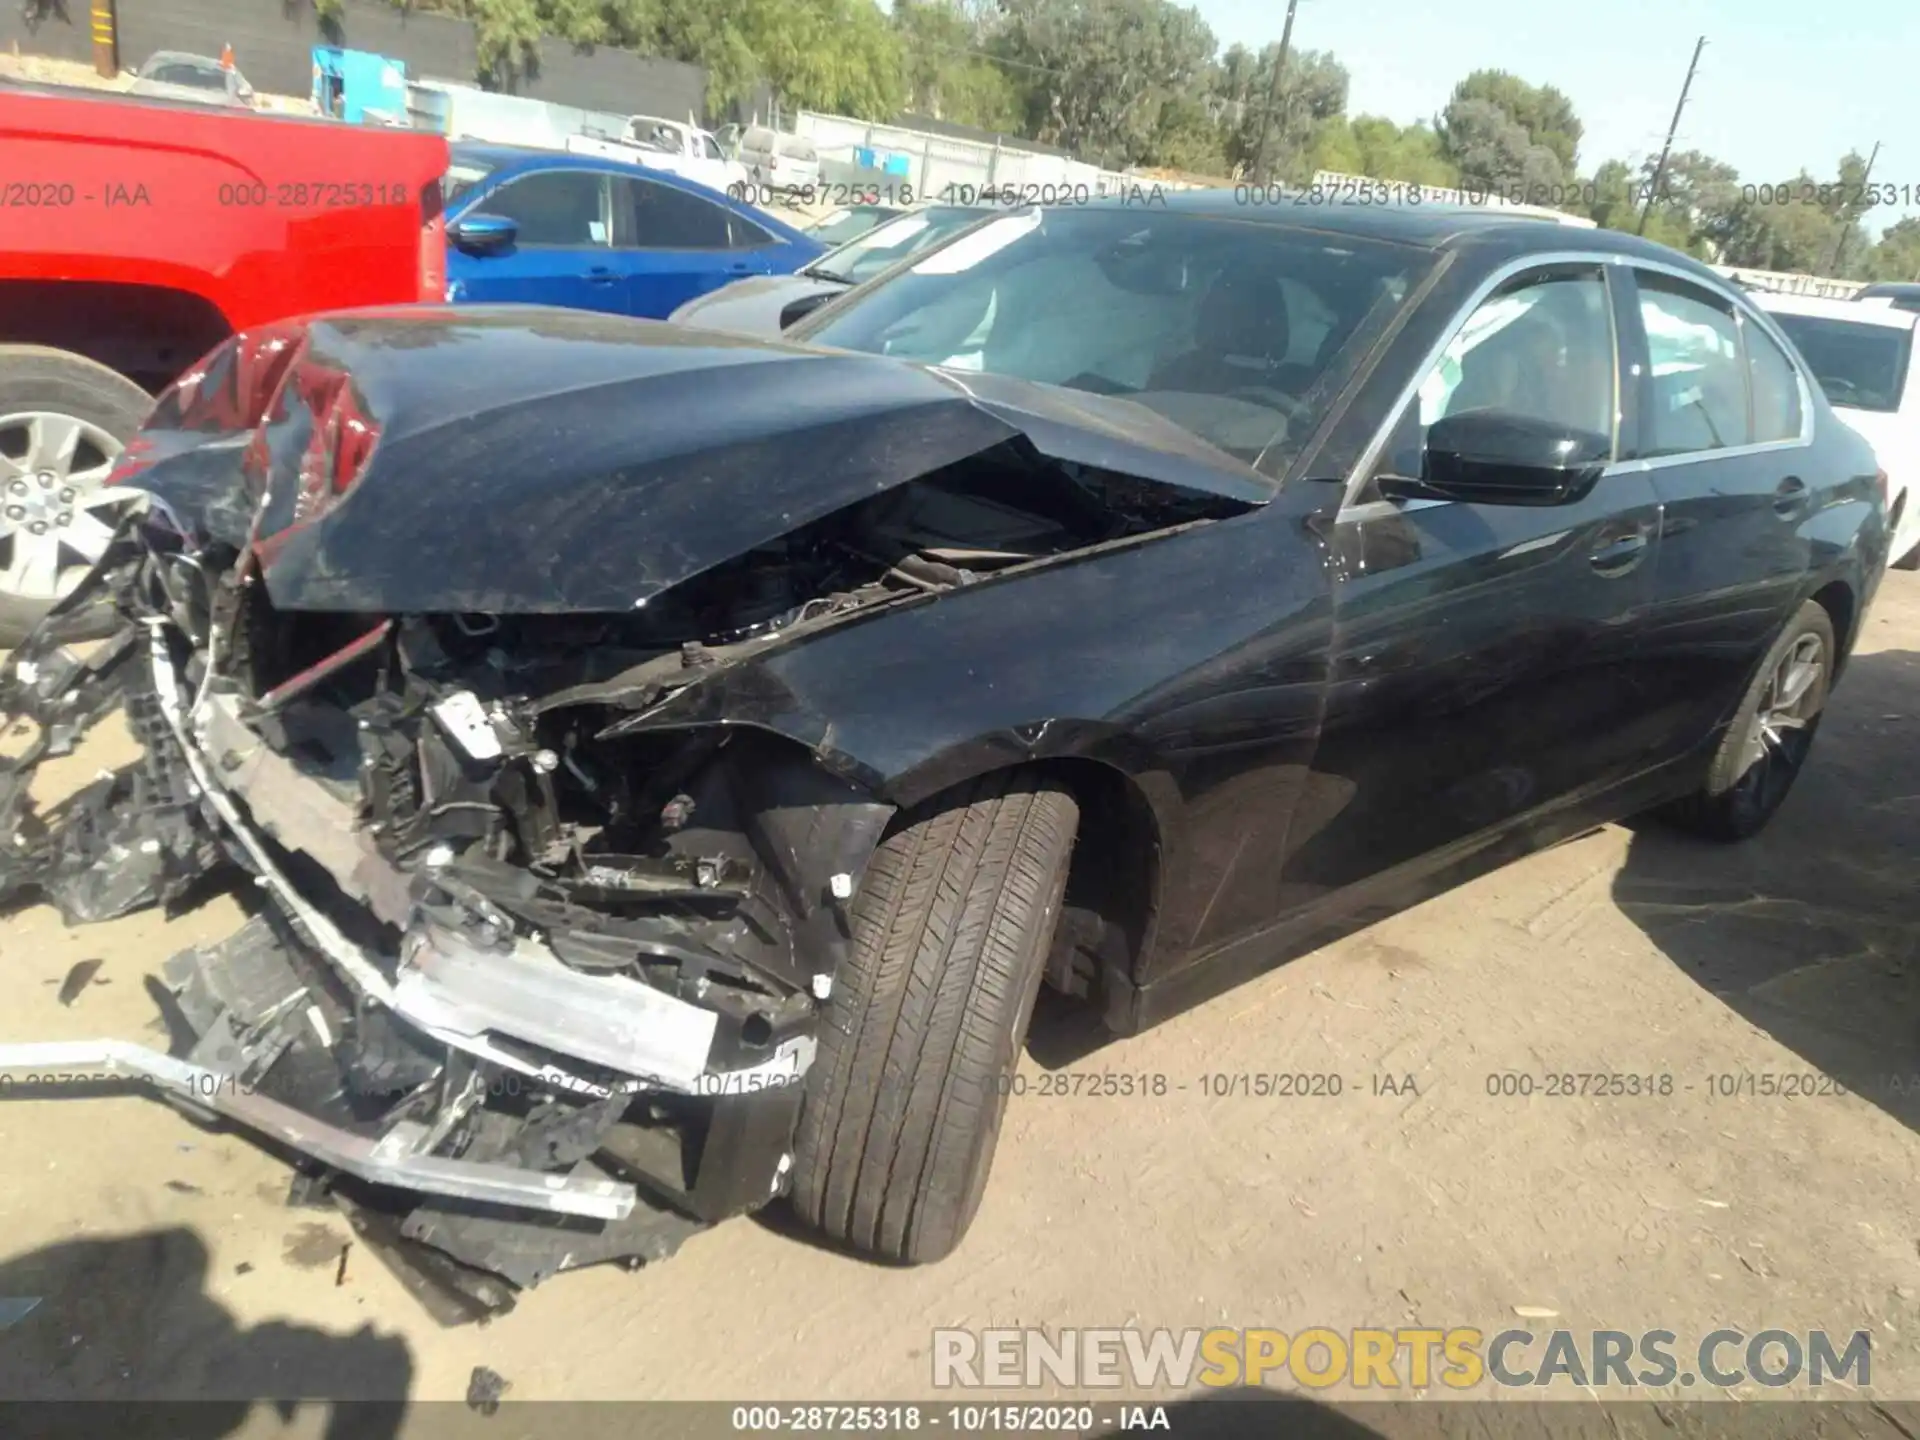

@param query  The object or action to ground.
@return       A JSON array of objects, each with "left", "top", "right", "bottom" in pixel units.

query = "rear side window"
[
  {"left": 1636, "top": 276, "right": 1747, "bottom": 454},
  {"left": 1767, "top": 312, "right": 1913, "bottom": 413},
  {"left": 482, "top": 170, "right": 609, "bottom": 247},
  {"left": 617, "top": 177, "right": 734, "bottom": 249},
  {"left": 1741, "top": 317, "right": 1803, "bottom": 441}
]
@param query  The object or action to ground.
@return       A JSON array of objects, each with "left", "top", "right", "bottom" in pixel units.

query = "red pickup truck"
[{"left": 0, "top": 83, "right": 449, "bottom": 641}]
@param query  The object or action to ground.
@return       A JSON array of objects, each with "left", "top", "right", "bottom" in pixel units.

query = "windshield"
[
  {"left": 443, "top": 160, "right": 499, "bottom": 207},
  {"left": 792, "top": 206, "right": 1428, "bottom": 468},
  {"left": 1770, "top": 313, "right": 1913, "bottom": 412},
  {"left": 807, "top": 205, "right": 903, "bottom": 247},
  {"left": 812, "top": 208, "right": 992, "bottom": 285}
]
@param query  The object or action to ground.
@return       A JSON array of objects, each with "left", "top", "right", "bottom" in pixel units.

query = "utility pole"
[
  {"left": 1250, "top": 0, "right": 1299, "bottom": 186},
  {"left": 90, "top": 0, "right": 119, "bottom": 80},
  {"left": 1829, "top": 139, "right": 1879, "bottom": 275},
  {"left": 1637, "top": 35, "right": 1705, "bottom": 236}
]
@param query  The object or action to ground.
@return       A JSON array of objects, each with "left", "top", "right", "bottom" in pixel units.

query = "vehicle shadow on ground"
[
  {"left": 0, "top": 1226, "right": 412, "bottom": 1434},
  {"left": 1613, "top": 647, "right": 1920, "bottom": 1133}
]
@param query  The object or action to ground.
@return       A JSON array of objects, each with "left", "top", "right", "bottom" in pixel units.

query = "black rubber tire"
[
  {"left": 1892, "top": 541, "right": 1920, "bottom": 572},
  {"left": 790, "top": 771, "right": 1079, "bottom": 1264},
  {"left": 0, "top": 345, "right": 153, "bottom": 647},
  {"left": 1661, "top": 599, "right": 1835, "bottom": 842}
]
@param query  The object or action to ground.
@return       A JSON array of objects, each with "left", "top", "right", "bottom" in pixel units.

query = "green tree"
[
  {"left": 1437, "top": 69, "right": 1582, "bottom": 181},
  {"left": 894, "top": 0, "right": 1022, "bottom": 129},
  {"left": 992, "top": 0, "right": 1220, "bottom": 168},
  {"left": 1213, "top": 44, "right": 1348, "bottom": 182},
  {"left": 1868, "top": 216, "right": 1920, "bottom": 282},
  {"left": 1437, "top": 95, "right": 1565, "bottom": 197}
]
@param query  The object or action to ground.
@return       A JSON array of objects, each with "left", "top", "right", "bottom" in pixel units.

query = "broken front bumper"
[{"left": 0, "top": 617, "right": 827, "bottom": 1304}]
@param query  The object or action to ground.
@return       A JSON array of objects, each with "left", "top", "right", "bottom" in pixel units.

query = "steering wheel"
[{"left": 1227, "top": 385, "right": 1309, "bottom": 421}]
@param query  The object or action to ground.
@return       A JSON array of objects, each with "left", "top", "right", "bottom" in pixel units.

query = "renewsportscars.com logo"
[{"left": 931, "top": 1327, "right": 1872, "bottom": 1391}]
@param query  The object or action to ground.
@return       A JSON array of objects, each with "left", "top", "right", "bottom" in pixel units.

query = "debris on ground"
[
  {"left": 54, "top": 958, "right": 104, "bottom": 1007},
  {"left": 466, "top": 1365, "right": 511, "bottom": 1414}
]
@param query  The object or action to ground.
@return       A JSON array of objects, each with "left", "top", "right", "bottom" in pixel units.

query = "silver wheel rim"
[
  {"left": 0, "top": 410, "right": 131, "bottom": 603},
  {"left": 1732, "top": 631, "right": 1824, "bottom": 810}
]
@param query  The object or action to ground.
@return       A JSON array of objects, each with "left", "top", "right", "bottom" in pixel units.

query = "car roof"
[
  {"left": 142, "top": 51, "right": 223, "bottom": 70},
  {"left": 1077, "top": 188, "right": 1727, "bottom": 274},
  {"left": 451, "top": 140, "right": 703, "bottom": 189},
  {"left": 447, "top": 140, "right": 812, "bottom": 240},
  {"left": 1753, "top": 290, "right": 1920, "bottom": 330}
]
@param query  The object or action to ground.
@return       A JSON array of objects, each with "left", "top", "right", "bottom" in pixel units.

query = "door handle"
[
  {"left": 1589, "top": 527, "right": 1650, "bottom": 578},
  {"left": 728, "top": 260, "right": 752, "bottom": 273},
  {"left": 1773, "top": 476, "right": 1807, "bottom": 516},
  {"left": 586, "top": 266, "right": 617, "bottom": 285}
]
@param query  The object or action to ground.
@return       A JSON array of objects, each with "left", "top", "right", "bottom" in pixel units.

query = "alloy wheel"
[
  {"left": 0, "top": 410, "right": 130, "bottom": 603},
  {"left": 1730, "top": 630, "right": 1825, "bottom": 815}
]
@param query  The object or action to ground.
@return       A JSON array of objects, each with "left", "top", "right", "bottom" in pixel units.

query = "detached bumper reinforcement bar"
[{"left": 0, "top": 1039, "right": 638, "bottom": 1221}]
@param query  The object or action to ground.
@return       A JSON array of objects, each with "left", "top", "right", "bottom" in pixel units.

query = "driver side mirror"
[
  {"left": 450, "top": 213, "right": 518, "bottom": 256},
  {"left": 1384, "top": 409, "right": 1611, "bottom": 507}
]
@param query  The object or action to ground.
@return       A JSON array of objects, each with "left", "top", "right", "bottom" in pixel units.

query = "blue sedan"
[{"left": 441, "top": 143, "right": 824, "bottom": 319}]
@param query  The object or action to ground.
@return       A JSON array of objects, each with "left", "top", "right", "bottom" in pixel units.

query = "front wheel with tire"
[
  {"left": 790, "top": 771, "right": 1079, "bottom": 1264},
  {"left": 0, "top": 346, "right": 154, "bottom": 646},
  {"left": 1662, "top": 599, "right": 1835, "bottom": 842}
]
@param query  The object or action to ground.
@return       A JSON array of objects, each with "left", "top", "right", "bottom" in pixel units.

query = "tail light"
[
  {"left": 291, "top": 366, "right": 382, "bottom": 523},
  {"left": 418, "top": 179, "right": 447, "bottom": 302}
]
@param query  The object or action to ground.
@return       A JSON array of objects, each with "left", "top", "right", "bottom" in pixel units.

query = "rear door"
[
  {"left": 1283, "top": 261, "right": 1664, "bottom": 905},
  {"left": 609, "top": 175, "right": 780, "bottom": 318},
  {"left": 449, "top": 167, "right": 624, "bottom": 314},
  {"left": 1618, "top": 267, "right": 1814, "bottom": 763}
]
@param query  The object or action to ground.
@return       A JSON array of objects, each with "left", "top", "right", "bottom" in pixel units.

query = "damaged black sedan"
[{"left": 0, "top": 196, "right": 1890, "bottom": 1308}]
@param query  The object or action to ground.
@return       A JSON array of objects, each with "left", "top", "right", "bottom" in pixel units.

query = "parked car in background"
[
  {"left": 0, "top": 82, "right": 447, "bottom": 641},
  {"left": 128, "top": 50, "right": 257, "bottom": 109},
  {"left": 669, "top": 203, "right": 992, "bottom": 335},
  {"left": 1758, "top": 291, "right": 1920, "bottom": 569},
  {"left": 2, "top": 197, "right": 1886, "bottom": 1297},
  {"left": 736, "top": 126, "right": 821, "bottom": 194},
  {"left": 442, "top": 143, "right": 824, "bottom": 319},
  {"left": 805, "top": 203, "right": 908, "bottom": 247},
  {"left": 613, "top": 114, "right": 751, "bottom": 194},
  {"left": 1854, "top": 281, "right": 1920, "bottom": 314}
]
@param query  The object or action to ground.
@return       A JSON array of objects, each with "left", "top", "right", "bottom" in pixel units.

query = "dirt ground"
[{"left": 0, "top": 573, "right": 1915, "bottom": 1422}]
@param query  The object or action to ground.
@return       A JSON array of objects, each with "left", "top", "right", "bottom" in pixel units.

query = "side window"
[
  {"left": 701, "top": 136, "right": 724, "bottom": 161},
  {"left": 1636, "top": 278, "right": 1747, "bottom": 454},
  {"left": 1376, "top": 268, "right": 1615, "bottom": 480},
  {"left": 617, "top": 177, "right": 734, "bottom": 250},
  {"left": 481, "top": 171, "right": 609, "bottom": 247},
  {"left": 1741, "top": 316, "right": 1803, "bottom": 442},
  {"left": 727, "top": 214, "right": 775, "bottom": 250}
]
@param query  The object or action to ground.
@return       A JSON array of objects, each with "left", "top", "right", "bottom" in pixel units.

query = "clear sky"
[{"left": 1189, "top": 0, "right": 1920, "bottom": 231}]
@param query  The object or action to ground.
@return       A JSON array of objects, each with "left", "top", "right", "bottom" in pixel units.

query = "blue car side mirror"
[{"left": 450, "top": 213, "right": 519, "bottom": 256}]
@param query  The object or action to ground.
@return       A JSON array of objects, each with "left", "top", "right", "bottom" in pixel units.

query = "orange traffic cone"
[{"left": 220, "top": 43, "right": 234, "bottom": 70}]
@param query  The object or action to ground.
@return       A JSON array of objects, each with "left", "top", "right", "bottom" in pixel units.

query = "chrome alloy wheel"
[
  {"left": 0, "top": 410, "right": 130, "bottom": 603},
  {"left": 1731, "top": 629, "right": 1825, "bottom": 814}
]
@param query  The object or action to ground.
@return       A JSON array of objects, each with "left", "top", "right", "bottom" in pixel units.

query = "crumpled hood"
[{"left": 128, "top": 304, "right": 1275, "bottom": 615}]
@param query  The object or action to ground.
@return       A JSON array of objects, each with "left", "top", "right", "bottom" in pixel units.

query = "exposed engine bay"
[{"left": 0, "top": 430, "right": 1250, "bottom": 1318}]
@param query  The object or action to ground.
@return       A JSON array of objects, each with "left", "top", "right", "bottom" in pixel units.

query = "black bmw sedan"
[{"left": 0, "top": 192, "right": 1889, "bottom": 1297}]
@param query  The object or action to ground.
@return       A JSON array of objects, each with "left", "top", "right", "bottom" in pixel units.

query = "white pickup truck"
[{"left": 566, "top": 116, "right": 749, "bottom": 196}]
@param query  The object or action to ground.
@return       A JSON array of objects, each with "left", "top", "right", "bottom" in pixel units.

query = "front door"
[
  {"left": 450, "top": 168, "right": 625, "bottom": 315},
  {"left": 1282, "top": 261, "right": 1664, "bottom": 904}
]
